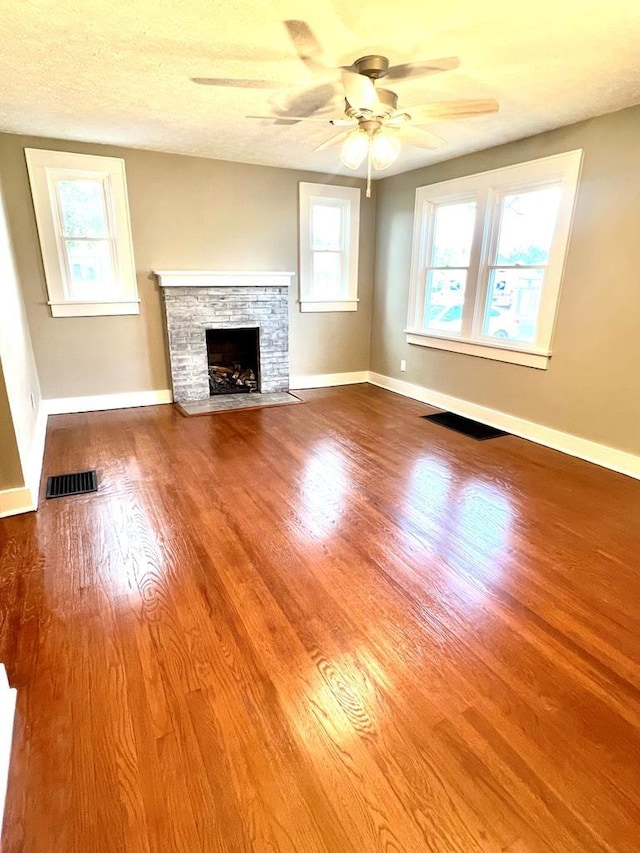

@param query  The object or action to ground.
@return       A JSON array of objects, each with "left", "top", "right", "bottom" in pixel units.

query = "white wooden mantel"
[{"left": 154, "top": 270, "right": 295, "bottom": 288}]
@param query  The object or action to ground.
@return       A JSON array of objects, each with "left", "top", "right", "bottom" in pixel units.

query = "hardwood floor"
[{"left": 1, "top": 384, "right": 639, "bottom": 852}]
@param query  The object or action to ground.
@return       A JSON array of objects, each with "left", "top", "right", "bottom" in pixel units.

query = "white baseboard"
[
  {"left": 26, "top": 403, "right": 48, "bottom": 501},
  {"left": 0, "top": 403, "right": 47, "bottom": 518},
  {"left": 0, "top": 486, "right": 35, "bottom": 518},
  {"left": 290, "top": 371, "right": 369, "bottom": 390},
  {"left": 368, "top": 372, "right": 640, "bottom": 481},
  {"left": 43, "top": 389, "right": 173, "bottom": 415}
]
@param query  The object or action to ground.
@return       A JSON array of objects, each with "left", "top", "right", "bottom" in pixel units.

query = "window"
[
  {"left": 407, "top": 150, "right": 583, "bottom": 369},
  {"left": 298, "top": 182, "right": 360, "bottom": 312},
  {"left": 25, "top": 149, "right": 139, "bottom": 317}
]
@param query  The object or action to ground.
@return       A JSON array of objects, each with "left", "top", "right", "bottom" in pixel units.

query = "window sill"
[
  {"left": 48, "top": 300, "right": 141, "bottom": 318},
  {"left": 405, "top": 330, "right": 551, "bottom": 369},
  {"left": 299, "top": 300, "right": 358, "bottom": 313}
]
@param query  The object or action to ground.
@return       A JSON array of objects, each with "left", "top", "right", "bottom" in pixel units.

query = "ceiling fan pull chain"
[{"left": 366, "top": 139, "right": 372, "bottom": 198}]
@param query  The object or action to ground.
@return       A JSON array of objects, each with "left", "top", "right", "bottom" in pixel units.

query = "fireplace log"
[{"left": 208, "top": 363, "right": 257, "bottom": 393}]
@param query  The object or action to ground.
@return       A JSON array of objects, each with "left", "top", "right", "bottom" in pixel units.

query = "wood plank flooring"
[{"left": 1, "top": 384, "right": 639, "bottom": 852}]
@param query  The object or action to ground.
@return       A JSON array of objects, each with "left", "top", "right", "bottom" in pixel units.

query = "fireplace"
[
  {"left": 207, "top": 327, "right": 260, "bottom": 395},
  {"left": 155, "top": 270, "right": 293, "bottom": 404}
]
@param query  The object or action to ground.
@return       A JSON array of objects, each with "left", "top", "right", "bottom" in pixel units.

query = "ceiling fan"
[
  {"left": 246, "top": 55, "right": 499, "bottom": 196},
  {"left": 192, "top": 20, "right": 465, "bottom": 120},
  {"left": 192, "top": 22, "right": 498, "bottom": 195}
]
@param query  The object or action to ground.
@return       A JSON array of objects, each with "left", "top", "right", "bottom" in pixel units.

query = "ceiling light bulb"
[
  {"left": 371, "top": 130, "right": 400, "bottom": 170},
  {"left": 340, "top": 131, "right": 369, "bottom": 169}
]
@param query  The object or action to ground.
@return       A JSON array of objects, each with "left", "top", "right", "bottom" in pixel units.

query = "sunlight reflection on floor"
[
  {"left": 295, "top": 442, "right": 349, "bottom": 540},
  {"left": 400, "top": 455, "right": 516, "bottom": 606}
]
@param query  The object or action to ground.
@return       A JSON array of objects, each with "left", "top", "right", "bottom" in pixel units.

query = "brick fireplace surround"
[{"left": 155, "top": 271, "right": 293, "bottom": 404}]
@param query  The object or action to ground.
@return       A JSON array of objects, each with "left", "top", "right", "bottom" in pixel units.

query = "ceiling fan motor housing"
[
  {"left": 344, "top": 88, "right": 398, "bottom": 120},
  {"left": 353, "top": 55, "right": 390, "bottom": 79}
]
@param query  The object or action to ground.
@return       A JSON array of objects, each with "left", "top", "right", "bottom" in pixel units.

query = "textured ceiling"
[{"left": 1, "top": 0, "right": 640, "bottom": 178}]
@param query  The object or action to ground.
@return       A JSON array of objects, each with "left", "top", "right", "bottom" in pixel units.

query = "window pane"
[
  {"left": 495, "top": 186, "right": 561, "bottom": 265},
  {"left": 57, "top": 179, "right": 109, "bottom": 238},
  {"left": 431, "top": 201, "right": 476, "bottom": 267},
  {"left": 312, "top": 204, "right": 343, "bottom": 251},
  {"left": 312, "top": 251, "right": 342, "bottom": 296},
  {"left": 65, "top": 240, "right": 115, "bottom": 294},
  {"left": 482, "top": 268, "right": 544, "bottom": 343},
  {"left": 424, "top": 270, "right": 467, "bottom": 333}
]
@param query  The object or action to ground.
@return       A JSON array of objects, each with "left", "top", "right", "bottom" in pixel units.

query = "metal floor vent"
[
  {"left": 46, "top": 470, "right": 98, "bottom": 499},
  {"left": 421, "top": 412, "right": 508, "bottom": 441}
]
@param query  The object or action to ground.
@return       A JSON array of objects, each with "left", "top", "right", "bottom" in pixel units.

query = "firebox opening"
[{"left": 206, "top": 327, "right": 260, "bottom": 395}]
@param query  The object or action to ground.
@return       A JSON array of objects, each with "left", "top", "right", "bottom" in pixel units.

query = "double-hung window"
[
  {"left": 407, "top": 150, "right": 583, "bottom": 368},
  {"left": 298, "top": 182, "right": 360, "bottom": 312},
  {"left": 25, "top": 149, "right": 139, "bottom": 317}
]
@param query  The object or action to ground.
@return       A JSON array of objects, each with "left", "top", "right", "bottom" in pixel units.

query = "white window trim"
[
  {"left": 298, "top": 182, "right": 360, "bottom": 312},
  {"left": 25, "top": 148, "right": 139, "bottom": 318},
  {"left": 406, "top": 150, "right": 583, "bottom": 369}
]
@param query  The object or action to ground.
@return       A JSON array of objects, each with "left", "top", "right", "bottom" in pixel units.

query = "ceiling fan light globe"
[
  {"left": 340, "top": 131, "right": 369, "bottom": 169},
  {"left": 371, "top": 131, "right": 400, "bottom": 170}
]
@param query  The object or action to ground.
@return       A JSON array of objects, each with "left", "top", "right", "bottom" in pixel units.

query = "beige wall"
[
  {"left": 0, "top": 134, "right": 375, "bottom": 399},
  {"left": 372, "top": 105, "right": 640, "bottom": 455},
  {"left": 0, "top": 364, "right": 23, "bottom": 490},
  {"left": 0, "top": 173, "right": 41, "bottom": 485},
  {"left": 2, "top": 107, "right": 638, "bottom": 458}
]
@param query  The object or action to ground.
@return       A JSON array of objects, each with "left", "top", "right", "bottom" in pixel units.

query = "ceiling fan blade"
[
  {"left": 283, "top": 20, "right": 327, "bottom": 73},
  {"left": 341, "top": 70, "right": 379, "bottom": 111},
  {"left": 269, "top": 82, "right": 339, "bottom": 118},
  {"left": 191, "top": 77, "right": 281, "bottom": 89},
  {"left": 245, "top": 116, "right": 302, "bottom": 125},
  {"left": 385, "top": 57, "right": 461, "bottom": 82},
  {"left": 314, "top": 131, "right": 351, "bottom": 152},
  {"left": 246, "top": 115, "right": 354, "bottom": 126},
  {"left": 406, "top": 99, "right": 499, "bottom": 123},
  {"left": 399, "top": 125, "right": 445, "bottom": 150}
]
